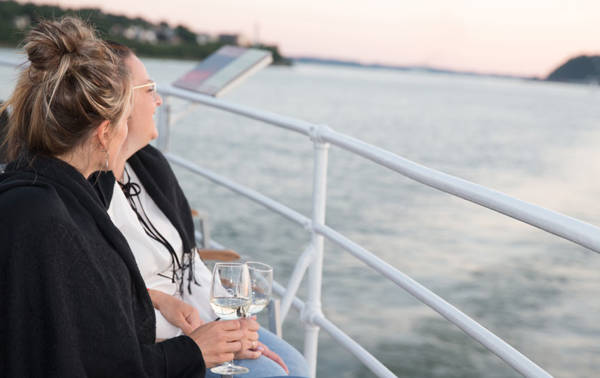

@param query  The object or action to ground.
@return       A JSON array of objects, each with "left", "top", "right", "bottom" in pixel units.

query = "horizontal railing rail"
[
  {"left": 161, "top": 84, "right": 600, "bottom": 255},
  {"left": 0, "top": 57, "right": 22, "bottom": 68},
  {"left": 271, "top": 281, "right": 397, "bottom": 378},
  {"left": 195, "top": 228, "right": 396, "bottom": 376}
]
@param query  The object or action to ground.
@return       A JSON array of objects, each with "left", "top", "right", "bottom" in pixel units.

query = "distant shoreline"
[
  {"left": 292, "top": 56, "right": 533, "bottom": 81},
  {"left": 291, "top": 55, "right": 600, "bottom": 85}
]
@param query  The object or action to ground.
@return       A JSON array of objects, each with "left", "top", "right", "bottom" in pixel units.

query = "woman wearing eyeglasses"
[{"left": 95, "top": 42, "right": 309, "bottom": 377}]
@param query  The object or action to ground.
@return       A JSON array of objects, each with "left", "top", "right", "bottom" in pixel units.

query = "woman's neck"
[
  {"left": 55, "top": 151, "right": 95, "bottom": 178},
  {"left": 113, "top": 160, "right": 126, "bottom": 182},
  {"left": 113, "top": 148, "right": 133, "bottom": 182},
  {"left": 114, "top": 141, "right": 140, "bottom": 182}
]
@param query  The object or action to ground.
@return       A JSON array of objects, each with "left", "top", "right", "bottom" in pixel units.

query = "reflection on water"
[{"left": 2, "top": 48, "right": 600, "bottom": 377}]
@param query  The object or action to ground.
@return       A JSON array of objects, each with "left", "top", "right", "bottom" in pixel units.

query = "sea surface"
[{"left": 2, "top": 48, "right": 600, "bottom": 377}]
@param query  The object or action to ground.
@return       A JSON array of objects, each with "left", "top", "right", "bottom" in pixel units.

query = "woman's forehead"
[{"left": 126, "top": 55, "right": 150, "bottom": 83}]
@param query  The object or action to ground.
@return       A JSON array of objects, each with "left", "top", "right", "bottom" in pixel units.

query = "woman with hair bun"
[{"left": 0, "top": 17, "right": 239, "bottom": 377}]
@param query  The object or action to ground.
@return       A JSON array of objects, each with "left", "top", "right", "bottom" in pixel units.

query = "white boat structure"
[{"left": 3, "top": 56, "right": 600, "bottom": 378}]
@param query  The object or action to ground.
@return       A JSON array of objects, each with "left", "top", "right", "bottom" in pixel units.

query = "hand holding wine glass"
[{"left": 209, "top": 262, "right": 251, "bottom": 375}]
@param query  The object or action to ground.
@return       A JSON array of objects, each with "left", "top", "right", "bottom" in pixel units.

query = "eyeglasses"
[{"left": 133, "top": 81, "right": 159, "bottom": 101}]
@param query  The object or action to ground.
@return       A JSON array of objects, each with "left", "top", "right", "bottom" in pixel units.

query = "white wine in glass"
[
  {"left": 210, "top": 297, "right": 249, "bottom": 320},
  {"left": 246, "top": 262, "right": 273, "bottom": 315},
  {"left": 209, "top": 262, "right": 251, "bottom": 375}
]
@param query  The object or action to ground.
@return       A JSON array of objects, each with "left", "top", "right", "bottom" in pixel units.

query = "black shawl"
[
  {"left": 0, "top": 154, "right": 205, "bottom": 377},
  {"left": 94, "top": 144, "right": 197, "bottom": 293},
  {"left": 0, "top": 103, "right": 8, "bottom": 166},
  {"left": 127, "top": 144, "right": 196, "bottom": 253}
]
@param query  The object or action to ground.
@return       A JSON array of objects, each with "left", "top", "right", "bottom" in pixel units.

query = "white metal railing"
[
  {"left": 161, "top": 85, "right": 600, "bottom": 255},
  {"left": 152, "top": 83, "right": 600, "bottom": 378},
  {"left": 2, "top": 58, "right": 587, "bottom": 377},
  {"left": 0, "top": 58, "right": 22, "bottom": 68}
]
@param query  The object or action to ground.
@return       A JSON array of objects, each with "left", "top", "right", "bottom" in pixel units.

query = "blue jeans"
[{"left": 205, "top": 327, "right": 309, "bottom": 378}]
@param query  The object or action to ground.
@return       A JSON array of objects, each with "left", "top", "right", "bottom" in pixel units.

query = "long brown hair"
[{"left": 0, "top": 17, "right": 132, "bottom": 161}]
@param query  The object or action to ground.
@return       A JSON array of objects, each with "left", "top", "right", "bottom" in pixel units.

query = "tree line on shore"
[{"left": 0, "top": 1, "right": 291, "bottom": 65}]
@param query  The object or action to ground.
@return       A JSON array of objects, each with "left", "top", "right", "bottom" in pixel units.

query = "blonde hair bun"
[
  {"left": 25, "top": 17, "right": 106, "bottom": 73},
  {"left": 1, "top": 16, "right": 132, "bottom": 161}
]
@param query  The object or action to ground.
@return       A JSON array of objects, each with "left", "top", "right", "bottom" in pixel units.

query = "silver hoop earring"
[{"left": 104, "top": 151, "right": 109, "bottom": 171}]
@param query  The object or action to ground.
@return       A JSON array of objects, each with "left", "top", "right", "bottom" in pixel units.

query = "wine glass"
[
  {"left": 209, "top": 262, "right": 251, "bottom": 375},
  {"left": 246, "top": 262, "right": 273, "bottom": 316}
]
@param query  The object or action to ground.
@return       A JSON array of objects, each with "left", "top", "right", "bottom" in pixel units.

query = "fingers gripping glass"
[
  {"left": 133, "top": 81, "right": 159, "bottom": 101},
  {"left": 209, "top": 263, "right": 251, "bottom": 375}
]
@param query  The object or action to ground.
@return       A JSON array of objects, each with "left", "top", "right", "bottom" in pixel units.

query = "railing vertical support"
[
  {"left": 303, "top": 133, "right": 329, "bottom": 378},
  {"left": 156, "top": 96, "right": 171, "bottom": 153}
]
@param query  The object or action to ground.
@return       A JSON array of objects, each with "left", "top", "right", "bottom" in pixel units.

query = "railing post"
[
  {"left": 303, "top": 126, "right": 330, "bottom": 378},
  {"left": 267, "top": 298, "right": 283, "bottom": 337},
  {"left": 156, "top": 95, "right": 171, "bottom": 153}
]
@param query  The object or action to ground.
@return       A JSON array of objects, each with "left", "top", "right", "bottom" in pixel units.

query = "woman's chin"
[{"left": 151, "top": 127, "right": 159, "bottom": 141}]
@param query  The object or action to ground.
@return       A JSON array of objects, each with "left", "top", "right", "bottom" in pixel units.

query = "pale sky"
[{"left": 27, "top": 0, "right": 600, "bottom": 77}]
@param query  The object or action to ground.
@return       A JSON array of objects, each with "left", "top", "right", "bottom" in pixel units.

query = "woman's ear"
[{"left": 95, "top": 120, "right": 112, "bottom": 151}]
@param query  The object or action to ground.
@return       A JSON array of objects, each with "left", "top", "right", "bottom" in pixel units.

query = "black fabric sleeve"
[
  {"left": 0, "top": 212, "right": 204, "bottom": 377},
  {"left": 0, "top": 103, "right": 7, "bottom": 164},
  {"left": 159, "top": 336, "right": 206, "bottom": 377}
]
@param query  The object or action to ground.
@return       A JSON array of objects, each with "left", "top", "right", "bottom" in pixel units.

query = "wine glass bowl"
[{"left": 246, "top": 262, "right": 273, "bottom": 316}]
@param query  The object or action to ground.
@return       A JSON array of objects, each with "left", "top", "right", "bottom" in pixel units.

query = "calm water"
[{"left": 2, "top": 48, "right": 600, "bottom": 377}]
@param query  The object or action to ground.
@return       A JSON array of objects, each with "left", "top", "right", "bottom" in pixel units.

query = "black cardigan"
[
  {"left": 0, "top": 154, "right": 205, "bottom": 377},
  {"left": 94, "top": 144, "right": 198, "bottom": 295},
  {"left": 95, "top": 144, "right": 196, "bottom": 253},
  {"left": 0, "top": 104, "right": 8, "bottom": 167},
  {"left": 127, "top": 144, "right": 196, "bottom": 253}
]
